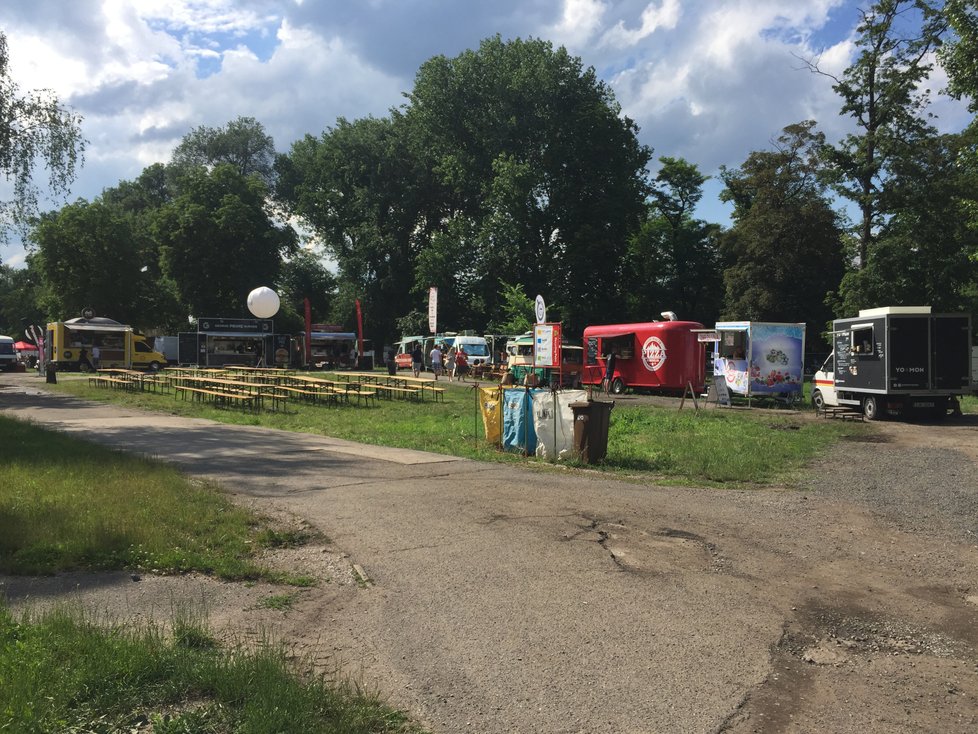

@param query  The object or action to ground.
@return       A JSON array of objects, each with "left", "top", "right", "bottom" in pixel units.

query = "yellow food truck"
[{"left": 46, "top": 317, "right": 167, "bottom": 371}]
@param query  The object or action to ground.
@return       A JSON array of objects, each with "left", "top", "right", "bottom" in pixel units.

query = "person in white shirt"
[{"left": 429, "top": 345, "right": 443, "bottom": 380}]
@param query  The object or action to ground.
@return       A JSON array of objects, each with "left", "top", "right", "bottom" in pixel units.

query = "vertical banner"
[
  {"left": 428, "top": 286, "right": 438, "bottom": 334},
  {"left": 355, "top": 299, "right": 364, "bottom": 365},
  {"left": 304, "top": 297, "right": 312, "bottom": 364},
  {"left": 533, "top": 323, "right": 562, "bottom": 368}
]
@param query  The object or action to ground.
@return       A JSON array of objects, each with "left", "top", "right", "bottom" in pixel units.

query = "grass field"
[{"left": 45, "top": 372, "right": 869, "bottom": 487}]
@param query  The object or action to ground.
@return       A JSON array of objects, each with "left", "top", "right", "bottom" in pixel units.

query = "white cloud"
[
  {"left": 600, "top": 0, "right": 681, "bottom": 48},
  {"left": 0, "top": 0, "right": 973, "bottom": 267}
]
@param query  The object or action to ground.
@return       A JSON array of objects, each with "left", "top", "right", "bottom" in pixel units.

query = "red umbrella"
[{"left": 13, "top": 341, "right": 38, "bottom": 351}]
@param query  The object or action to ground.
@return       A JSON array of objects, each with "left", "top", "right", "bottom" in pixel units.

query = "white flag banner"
[{"left": 428, "top": 287, "right": 438, "bottom": 334}]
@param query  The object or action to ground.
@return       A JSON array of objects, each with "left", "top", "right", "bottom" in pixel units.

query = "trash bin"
[
  {"left": 45, "top": 364, "right": 57, "bottom": 384},
  {"left": 387, "top": 357, "right": 397, "bottom": 376},
  {"left": 569, "top": 399, "right": 614, "bottom": 464}
]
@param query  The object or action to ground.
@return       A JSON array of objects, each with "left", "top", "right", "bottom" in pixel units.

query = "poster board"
[{"left": 533, "top": 323, "right": 562, "bottom": 369}]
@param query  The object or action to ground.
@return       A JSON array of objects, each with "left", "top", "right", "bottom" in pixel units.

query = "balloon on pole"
[{"left": 247, "top": 287, "right": 280, "bottom": 319}]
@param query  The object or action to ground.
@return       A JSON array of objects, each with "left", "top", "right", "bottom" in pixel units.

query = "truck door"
[
  {"left": 889, "top": 316, "right": 930, "bottom": 390},
  {"left": 931, "top": 315, "right": 971, "bottom": 390}
]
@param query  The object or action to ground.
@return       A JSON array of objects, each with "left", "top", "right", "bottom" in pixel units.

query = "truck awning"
[
  {"left": 65, "top": 323, "right": 131, "bottom": 333},
  {"left": 200, "top": 332, "right": 269, "bottom": 338},
  {"left": 589, "top": 332, "right": 635, "bottom": 340}
]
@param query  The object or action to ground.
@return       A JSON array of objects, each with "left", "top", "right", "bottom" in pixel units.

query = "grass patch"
[
  {"left": 257, "top": 593, "right": 300, "bottom": 611},
  {"left": 46, "top": 374, "right": 869, "bottom": 487},
  {"left": 605, "top": 406, "right": 864, "bottom": 485},
  {"left": 0, "top": 604, "right": 419, "bottom": 733},
  {"left": 0, "top": 415, "right": 313, "bottom": 579}
]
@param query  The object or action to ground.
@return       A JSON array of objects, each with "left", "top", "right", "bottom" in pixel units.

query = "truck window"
[
  {"left": 851, "top": 326, "right": 873, "bottom": 355},
  {"left": 135, "top": 341, "right": 151, "bottom": 353}
]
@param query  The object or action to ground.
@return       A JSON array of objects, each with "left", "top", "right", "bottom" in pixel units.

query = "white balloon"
[{"left": 247, "top": 286, "right": 280, "bottom": 318}]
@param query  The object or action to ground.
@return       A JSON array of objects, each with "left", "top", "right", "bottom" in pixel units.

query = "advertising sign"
[
  {"left": 533, "top": 323, "right": 562, "bottom": 368},
  {"left": 428, "top": 287, "right": 438, "bottom": 334},
  {"left": 749, "top": 323, "right": 805, "bottom": 395},
  {"left": 534, "top": 295, "right": 547, "bottom": 324}
]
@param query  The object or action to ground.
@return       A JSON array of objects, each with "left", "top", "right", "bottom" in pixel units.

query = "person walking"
[
  {"left": 411, "top": 345, "right": 424, "bottom": 377},
  {"left": 454, "top": 347, "right": 469, "bottom": 382},
  {"left": 429, "top": 344, "right": 444, "bottom": 380},
  {"left": 445, "top": 348, "right": 457, "bottom": 382}
]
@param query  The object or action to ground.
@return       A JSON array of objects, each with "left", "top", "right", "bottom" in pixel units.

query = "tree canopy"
[{"left": 0, "top": 31, "right": 85, "bottom": 244}]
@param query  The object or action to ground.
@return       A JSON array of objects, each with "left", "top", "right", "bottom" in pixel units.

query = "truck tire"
[
  {"left": 610, "top": 377, "right": 626, "bottom": 395},
  {"left": 811, "top": 389, "right": 825, "bottom": 413},
  {"left": 863, "top": 395, "right": 884, "bottom": 420},
  {"left": 149, "top": 361, "right": 161, "bottom": 372}
]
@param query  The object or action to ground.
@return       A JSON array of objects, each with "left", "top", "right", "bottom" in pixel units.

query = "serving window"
[
  {"left": 850, "top": 325, "right": 874, "bottom": 355},
  {"left": 716, "top": 330, "right": 747, "bottom": 359}
]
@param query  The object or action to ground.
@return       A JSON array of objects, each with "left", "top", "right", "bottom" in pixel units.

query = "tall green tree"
[
  {"left": 155, "top": 164, "right": 296, "bottom": 318},
  {"left": 625, "top": 157, "right": 723, "bottom": 325},
  {"left": 277, "top": 115, "right": 433, "bottom": 347},
  {"left": 832, "top": 128, "right": 978, "bottom": 314},
  {"left": 940, "top": 0, "right": 978, "bottom": 110},
  {"left": 171, "top": 117, "right": 276, "bottom": 185},
  {"left": 276, "top": 249, "right": 337, "bottom": 331},
  {"left": 720, "top": 122, "right": 845, "bottom": 344},
  {"left": 29, "top": 200, "right": 150, "bottom": 324},
  {"left": 405, "top": 36, "right": 653, "bottom": 334},
  {"left": 0, "top": 31, "right": 85, "bottom": 243},
  {"left": 0, "top": 259, "right": 46, "bottom": 334},
  {"left": 805, "top": 0, "right": 947, "bottom": 266}
]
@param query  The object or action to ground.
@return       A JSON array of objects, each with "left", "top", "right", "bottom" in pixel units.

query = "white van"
[
  {"left": 0, "top": 335, "right": 17, "bottom": 371},
  {"left": 443, "top": 335, "right": 490, "bottom": 366}
]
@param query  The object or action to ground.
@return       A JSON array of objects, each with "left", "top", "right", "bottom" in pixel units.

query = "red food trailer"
[{"left": 581, "top": 319, "right": 706, "bottom": 395}]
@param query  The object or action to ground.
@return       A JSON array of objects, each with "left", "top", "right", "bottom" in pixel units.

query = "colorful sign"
[
  {"left": 533, "top": 323, "right": 562, "bottom": 368},
  {"left": 749, "top": 323, "right": 805, "bottom": 395},
  {"left": 640, "top": 336, "right": 667, "bottom": 372}
]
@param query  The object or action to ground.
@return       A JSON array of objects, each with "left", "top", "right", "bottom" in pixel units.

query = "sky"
[{"left": 1, "top": 0, "right": 973, "bottom": 267}]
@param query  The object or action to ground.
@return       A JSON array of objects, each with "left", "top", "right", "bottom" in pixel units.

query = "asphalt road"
[{"left": 2, "top": 374, "right": 977, "bottom": 734}]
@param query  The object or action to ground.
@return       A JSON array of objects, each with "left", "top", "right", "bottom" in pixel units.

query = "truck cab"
[{"left": 131, "top": 335, "right": 166, "bottom": 371}]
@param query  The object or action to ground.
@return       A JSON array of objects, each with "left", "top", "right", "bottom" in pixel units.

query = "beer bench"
[
  {"left": 174, "top": 385, "right": 258, "bottom": 411},
  {"left": 373, "top": 384, "right": 421, "bottom": 401}
]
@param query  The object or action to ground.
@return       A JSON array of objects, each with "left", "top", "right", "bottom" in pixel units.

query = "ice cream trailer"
[
  {"left": 712, "top": 321, "right": 806, "bottom": 401},
  {"left": 581, "top": 319, "right": 707, "bottom": 395}
]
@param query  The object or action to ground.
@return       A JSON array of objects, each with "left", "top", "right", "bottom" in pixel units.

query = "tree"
[
  {"left": 155, "top": 164, "right": 296, "bottom": 318},
  {"left": 404, "top": 36, "right": 653, "bottom": 334},
  {"left": 277, "top": 115, "right": 432, "bottom": 347},
  {"left": 719, "top": 122, "right": 845, "bottom": 344},
  {"left": 625, "top": 157, "right": 723, "bottom": 324},
  {"left": 171, "top": 117, "right": 276, "bottom": 184},
  {"left": 29, "top": 200, "right": 150, "bottom": 324},
  {"left": 0, "top": 259, "right": 46, "bottom": 335},
  {"left": 804, "top": 0, "right": 947, "bottom": 266},
  {"left": 0, "top": 31, "right": 85, "bottom": 243},
  {"left": 831, "top": 128, "right": 978, "bottom": 314},
  {"left": 940, "top": 0, "right": 978, "bottom": 111},
  {"left": 486, "top": 280, "right": 535, "bottom": 335},
  {"left": 276, "top": 249, "right": 337, "bottom": 329}
]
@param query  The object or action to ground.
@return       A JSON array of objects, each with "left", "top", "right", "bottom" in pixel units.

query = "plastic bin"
[{"left": 569, "top": 400, "right": 614, "bottom": 463}]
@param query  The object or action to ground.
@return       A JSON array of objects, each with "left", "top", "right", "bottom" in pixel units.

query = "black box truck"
[{"left": 812, "top": 306, "right": 972, "bottom": 420}]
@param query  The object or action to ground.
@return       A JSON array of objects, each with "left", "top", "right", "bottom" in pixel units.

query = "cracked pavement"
[{"left": 2, "top": 376, "right": 977, "bottom": 733}]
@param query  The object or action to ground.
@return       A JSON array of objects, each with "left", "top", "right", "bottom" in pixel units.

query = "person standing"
[
  {"left": 411, "top": 345, "right": 424, "bottom": 377},
  {"left": 92, "top": 344, "right": 101, "bottom": 370},
  {"left": 445, "top": 348, "right": 457, "bottom": 382},
  {"left": 454, "top": 347, "right": 469, "bottom": 381},
  {"left": 429, "top": 343, "right": 443, "bottom": 380},
  {"left": 78, "top": 347, "right": 95, "bottom": 372},
  {"left": 602, "top": 351, "right": 617, "bottom": 394}
]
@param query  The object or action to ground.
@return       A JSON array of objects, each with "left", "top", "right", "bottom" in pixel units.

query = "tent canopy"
[{"left": 13, "top": 341, "right": 38, "bottom": 351}]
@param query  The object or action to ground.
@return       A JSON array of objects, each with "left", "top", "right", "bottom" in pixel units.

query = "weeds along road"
[{"left": 2, "top": 374, "right": 977, "bottom": 733}]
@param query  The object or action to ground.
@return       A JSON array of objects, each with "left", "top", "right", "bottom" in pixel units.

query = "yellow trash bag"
[{"left": 480, "top": 387, "right": 502, "bottom": 445}]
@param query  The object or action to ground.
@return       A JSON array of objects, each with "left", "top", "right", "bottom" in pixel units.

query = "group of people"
[{"left": 409, "top": 343, "right": 469, "bottom": 381}]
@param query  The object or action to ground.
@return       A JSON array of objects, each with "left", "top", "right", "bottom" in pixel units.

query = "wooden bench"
[
  {"left": 373, "top": 384, "right": 421, "bottom": 401},
  {"left": 273, "top": 385, "right": 337, "bottom": 405},
  {"left": 174, "top": 385, "right": 257, "bottom": 411},
  {"left": 89, "top": 376, "right": 136, "bottom": 390}
]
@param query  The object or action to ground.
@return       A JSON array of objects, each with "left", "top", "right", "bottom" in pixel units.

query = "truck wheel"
[
  {"left": 863, "top": 396, "right": 884, "bottom": 420},
  {"left": 149, "top": 361, "right": 161, "bottom": 372},
  {"left": 811, "top": 390, "right": 825, "bottom": 413},
  {"left": 610, "top": 377, "right": 625, "bottom": 395}
]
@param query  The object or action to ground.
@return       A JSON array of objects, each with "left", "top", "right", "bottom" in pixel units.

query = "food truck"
[
  {"left": 581, "top": 318, "right": 707, "bottom": 395},
  {"left": 46, "top": 317, "right": 167, "bottom": 370},
  {"left": 177, "top": 317, "right": 291, "bottom": 368},
  {"left": 0, "top": 335, "right": 17, "bottom": 371},
  {"left": 711, "top": 321, "right": 806, "bottom": 402},
  {"left": 505, "top": 332, "right": 585, "bottom": 388},
  {"left": 394, "top": 335, "right": 426, "bottom": 370},
  {"left": 812, "top": 306, "right": 972, "bottom": 420}
]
